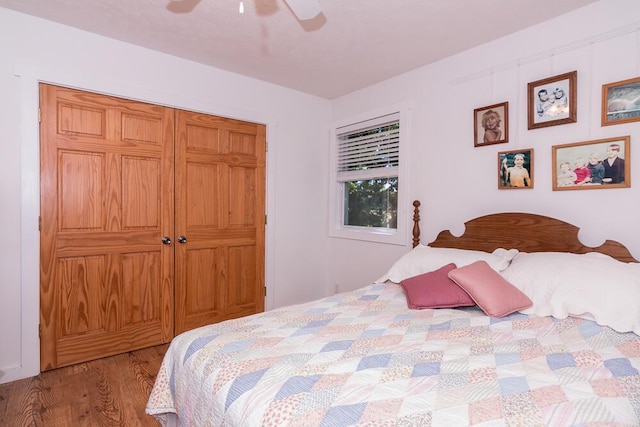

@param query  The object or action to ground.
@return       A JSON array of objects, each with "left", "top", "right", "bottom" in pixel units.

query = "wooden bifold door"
[{"left": 39, "top": 84, "right": 265, "bottom": 370}]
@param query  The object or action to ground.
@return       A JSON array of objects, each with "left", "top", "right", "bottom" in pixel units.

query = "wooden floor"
[{"left": 0, "top": 344, "right": 169, "bottom": 427}]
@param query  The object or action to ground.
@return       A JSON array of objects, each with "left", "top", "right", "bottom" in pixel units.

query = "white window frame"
[{"left": 329, "top": 104, "right": 410, "bottom": 245}]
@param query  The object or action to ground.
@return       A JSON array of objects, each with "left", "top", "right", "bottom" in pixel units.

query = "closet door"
[
  {"left": 39, "top": 84, "right": 175, "bottom": 370},
  {"left": 174, "top": 110, "right": 265, "bottom": 334}
]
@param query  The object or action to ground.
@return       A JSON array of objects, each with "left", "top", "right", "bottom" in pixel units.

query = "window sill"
[{"left": 329, "top": 226, "right": 406, "bottom": 245}]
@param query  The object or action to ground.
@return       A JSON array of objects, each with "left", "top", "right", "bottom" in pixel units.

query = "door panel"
[
  {"left": 58, "top": 255, "right": 107, "bottom": 335},
  {"left": 186, "top": 163, "right": 220, "bottom": 227},
  {"left": 227, "top": 244, "right": 257, "bottom": 306},
  {"left": 122, "top": 157, "right": 161, "bottom": 228},
  {"left": 122, "top": 251, "right": 162, "bottom": 325},
  {"left": 174, "top": 111, "right": 265, "bottom": 334},
  {"left": 40, "top": 84, "right": 175, "bottom": 370},
  {"left": 59, "top": 151, "right": 104, "bottom": 230}
]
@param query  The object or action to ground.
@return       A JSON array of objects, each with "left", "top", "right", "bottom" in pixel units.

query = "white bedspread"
[{"left": 147, "top": 283, "right": 640, "bottom": 426}]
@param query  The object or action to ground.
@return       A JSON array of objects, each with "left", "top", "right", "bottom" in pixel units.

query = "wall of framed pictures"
[
  {"left": 473, "top": 66, "right": 636, "bottom": 192},
  {"left": 331, "top": 0, "right": 640, "bottom": 281}
]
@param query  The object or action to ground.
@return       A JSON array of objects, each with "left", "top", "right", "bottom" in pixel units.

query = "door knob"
[
  {"left": 161, "top": 236, "right": 171, "bottom": 245},
  {"left": 177, "top": 235, "right": 187, "bottom": 244}
]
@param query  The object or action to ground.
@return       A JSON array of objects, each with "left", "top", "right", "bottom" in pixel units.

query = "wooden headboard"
[{"left": 411, "top": 200, "right": 638, "bottom": 263}]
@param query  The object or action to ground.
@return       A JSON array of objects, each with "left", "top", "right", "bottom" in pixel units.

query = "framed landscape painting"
[{"left": 602, "top": 76, "right": 640, "bottom": 126}]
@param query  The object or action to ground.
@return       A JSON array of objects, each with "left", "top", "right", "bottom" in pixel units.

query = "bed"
[{"left": 147, "top": 201, "right": 640, "bottom": 426}]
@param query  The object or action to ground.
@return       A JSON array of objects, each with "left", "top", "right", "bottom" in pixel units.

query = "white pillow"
[
  {"left": 376, "top": 245, "right": 518, "bottom": 283},
  {"left": 500, "top": 251, "right": 640, "bottom": 335}
]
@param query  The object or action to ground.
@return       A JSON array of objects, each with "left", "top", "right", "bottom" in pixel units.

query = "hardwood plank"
[{"left": 0, "top": 344, "right": 168, "bottom": 426}]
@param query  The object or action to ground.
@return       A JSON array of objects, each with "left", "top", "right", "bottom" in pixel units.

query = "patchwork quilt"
[{"left": 147, "top": 283, "right": 640, "bottom": 426}]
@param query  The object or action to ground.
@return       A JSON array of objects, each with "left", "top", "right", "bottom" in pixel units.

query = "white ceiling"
[{"left": 0, "top": 0, "right": 599, "bottom": 99}]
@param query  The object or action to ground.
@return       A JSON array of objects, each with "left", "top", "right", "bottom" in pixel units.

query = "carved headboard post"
[{"left": 412, "top": 200, "right": 421, "bottom": 248}]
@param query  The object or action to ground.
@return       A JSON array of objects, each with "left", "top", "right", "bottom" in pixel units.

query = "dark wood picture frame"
[
  {"left": 527, "top": 71, "right": 577, "bottom": 129},
  {"left": 601, "top": 76, "right": 640, "bottom": 126},
  {"left": 473, "top": 102, "right": 509, "bottom": 147},
  {"left": 552, "top": 136, "right": 630, "bottom": 191},
  {"left": 498, "top": 148, "right": 534, "bottom": 189}
]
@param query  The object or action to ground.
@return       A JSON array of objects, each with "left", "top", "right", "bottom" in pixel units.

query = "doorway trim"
[{"left": 13, "top": 62, "right": 277, "bottom": 383}]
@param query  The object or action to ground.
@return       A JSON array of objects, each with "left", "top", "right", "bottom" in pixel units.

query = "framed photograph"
[
  {"left": 552, "top": 136, "right": 630, "bottom": 191},
  {"left": 498, "top": 148, "right": 534, "bottom": 189},
  {"left": 601, "top": 76, "right": 640, "bottom": 126},
  {"left": 527, "top": 71, "right": 577, "bottom": 129},
  {"left": 474, "top": 102, "right": 509, "bottom": 147}
]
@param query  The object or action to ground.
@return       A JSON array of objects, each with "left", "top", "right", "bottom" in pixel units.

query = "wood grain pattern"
[
  {"left": 174, "top": 110, "right": 266, "bottom": 334},
  {"left": 40, "top": 84, "right": 175, "bottom": 370},
  {"left": 40, "top": 84, "right": 266, "bottom": 371},
  {"left": 412, "top": 200, "right": 638, "bottom": 263},
  {"left": 0, "top": 344, "right": 168, "bottom": 426}
]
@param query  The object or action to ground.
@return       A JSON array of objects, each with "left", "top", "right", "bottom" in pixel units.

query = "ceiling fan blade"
[
  {"left": 166, "top": 0, "right": 202, "bottom": 14},
  {"left": 283, "top": 0, "right": 322, "bottom": 20}
]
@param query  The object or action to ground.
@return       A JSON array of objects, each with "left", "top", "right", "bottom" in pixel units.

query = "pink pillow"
[
  {"left": 400, "top": 263, "right": 476, "bottom": 309},
  {"left": 447, "top": 260, "right": 532, "bottom": 317}
]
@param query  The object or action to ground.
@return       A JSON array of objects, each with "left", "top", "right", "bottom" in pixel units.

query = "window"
[{"left": 329, "top": 109, "right": 407, "bottom": 245}]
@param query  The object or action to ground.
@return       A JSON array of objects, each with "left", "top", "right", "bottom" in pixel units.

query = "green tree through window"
[{"left": 345, "top": 178, "right": 398, "bottom": 228}]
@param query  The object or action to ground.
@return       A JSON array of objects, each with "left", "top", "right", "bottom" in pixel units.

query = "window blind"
[{"left": 336, "top": 112, "right": 399, "bottom": 181}]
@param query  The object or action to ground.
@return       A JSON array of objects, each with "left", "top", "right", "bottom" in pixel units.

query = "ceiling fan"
[{"left": 166, "top": 0, "right": 322, "bottom": 21}]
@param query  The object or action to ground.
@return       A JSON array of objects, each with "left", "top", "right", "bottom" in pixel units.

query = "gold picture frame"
[
  {"left": 498, "top": 148, "right": 534, "bottom": 189},
  {"left": 601, "top": 76, "right": 640, "bottom": 126},
  {"left": 552, "top": 136, "right": 630, "bottom": 191}
]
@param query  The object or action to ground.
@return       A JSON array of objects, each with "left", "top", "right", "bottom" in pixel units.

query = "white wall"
[
  {"left": 0, "top": 8, "right": 330, "bottom": 383},
  {"left": 329, "top": 0, "right": 640, "bottom": 292}
]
